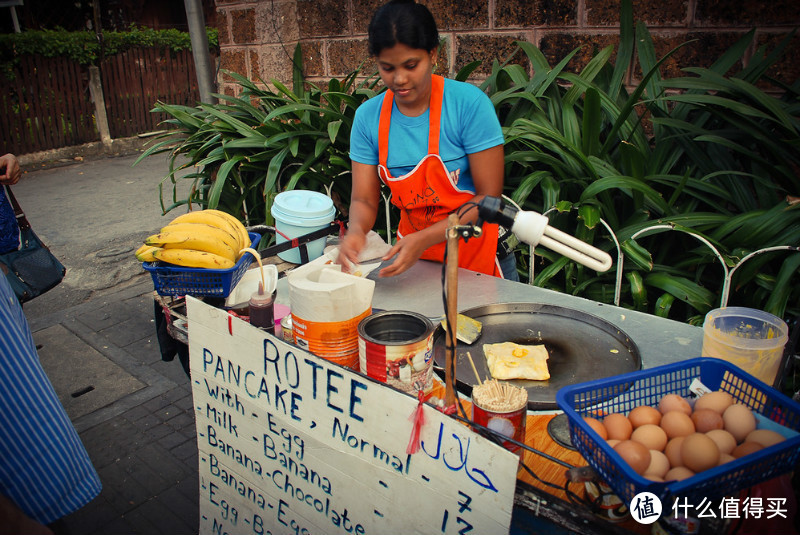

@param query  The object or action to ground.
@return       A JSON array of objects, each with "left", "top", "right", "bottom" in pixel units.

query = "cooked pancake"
[{"left": 483, "top": 341, "right": 550, "bottom": 381}]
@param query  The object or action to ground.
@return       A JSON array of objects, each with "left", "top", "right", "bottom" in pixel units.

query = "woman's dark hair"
[{"left": 368, "top": 0, "right": 439, "bottom": 56}]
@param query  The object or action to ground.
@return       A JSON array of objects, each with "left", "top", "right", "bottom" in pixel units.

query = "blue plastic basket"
[
  {"left": 143, "top": 232, "right": 261, "bottom": 298},
  {"left": 556, "top": 357, "right": 800, "bottom": 506}
]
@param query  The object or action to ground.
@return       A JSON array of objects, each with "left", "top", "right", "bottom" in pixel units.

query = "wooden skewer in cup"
[
  {"left": 467, "top": 350, "right": 527, "bottom": 410},
  {"left": 466, "top": 351, "right": 483, "bottom": 387},
  {"left": 468, "top": 354, "right": 528, "bottom": 454},
  {"left": 467, "top": 351, "right": 510, "bottom": 405},
  {"left": 496, "top": 380, "right": 505, "bottom": 404}
]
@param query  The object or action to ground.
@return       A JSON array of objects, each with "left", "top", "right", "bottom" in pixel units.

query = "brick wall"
[{"left": 213, "top": 0, "right": 800, "bottom": 95}]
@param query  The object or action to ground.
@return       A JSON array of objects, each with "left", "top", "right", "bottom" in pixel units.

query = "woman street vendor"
[{"left": 337, "top": 0, "right": 518, "bottom": 281}]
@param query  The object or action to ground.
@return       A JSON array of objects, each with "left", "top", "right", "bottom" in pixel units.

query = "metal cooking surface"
[{"left": 433, "top": 303, "right": 641, "bottom": 410}]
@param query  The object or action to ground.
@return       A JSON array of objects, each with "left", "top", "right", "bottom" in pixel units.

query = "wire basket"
[
  {"left": 143, "top": 233, "right": 261, "bottom": 298},
  {"left": 556, "top": 357, "right": 800, "bottom": 506}
]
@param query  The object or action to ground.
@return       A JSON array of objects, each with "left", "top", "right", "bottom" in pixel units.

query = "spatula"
[{"left": 439, "top": 313, "right": 483, "bottom": 345}]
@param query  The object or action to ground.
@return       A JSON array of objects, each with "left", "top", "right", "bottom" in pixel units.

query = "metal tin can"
[
  {"left": 472, "top": 383, "right": 528, "bottom": 455},
  {"left": 357, "top": 311, "right": 435, "bottom": 394}
]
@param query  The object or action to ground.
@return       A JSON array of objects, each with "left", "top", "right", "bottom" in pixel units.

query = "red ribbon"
[
  {"left": 440, "top": 404, "right": 457, "bottom": 416},
  {"left": 406, "top": 390, "right": 426, "bottom": 455}
]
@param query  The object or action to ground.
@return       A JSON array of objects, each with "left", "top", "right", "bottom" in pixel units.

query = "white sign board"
[{"left": 187, "top": 297, "right": 518, "bottom": 535}]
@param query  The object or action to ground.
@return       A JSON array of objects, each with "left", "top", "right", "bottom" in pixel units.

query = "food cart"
[{"left": 149, "top": 222, "right": 799, "bottom": 535}]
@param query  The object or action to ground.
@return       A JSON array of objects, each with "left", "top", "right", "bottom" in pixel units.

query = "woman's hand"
[
  {"left": 337, "top": 229, "right": 367, "bottom": 273},
  {"left": 379, "top": 230, "right": 434, "bottom": 277},
  {"left": 338, "top": 161, "right": 381, "bottom": 273},
  {"left": 0, "top": 154, "right": 21, "bottom": 186}
]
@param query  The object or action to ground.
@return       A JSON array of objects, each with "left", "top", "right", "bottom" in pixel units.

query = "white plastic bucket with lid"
[{"left": 271, "top": 190, "right": 335, "bottom": 263}]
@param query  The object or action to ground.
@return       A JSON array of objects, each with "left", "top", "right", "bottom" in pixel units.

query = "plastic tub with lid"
[{"left": 270, "top": 190, "right": 335, "bottom": 263}]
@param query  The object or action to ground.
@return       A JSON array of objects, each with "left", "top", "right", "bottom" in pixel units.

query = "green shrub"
[
  {"left": 0, "top": 25, "right": 218, "bottom": 78},
  {"left": 136, "top": 45, "right": 381, "bottom": 235},
  {"left": 487, "top": 1, "right": 799, "bottom": 323}
]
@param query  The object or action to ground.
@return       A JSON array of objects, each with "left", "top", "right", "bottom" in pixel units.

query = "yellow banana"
[
  {"left": 150, "top": 223, "right": 239, "bottom": 255},
  {"left": 146, "top": 230, "right": 236, "bottom": 263},
  {"left": 152, "top": 248, "right": 235, "bottom": 270},
  {"left": 204, "top": 209, "right": 251, "bottom": 250},
  {"left": 167, "top": 211, "right": 243, "bottom": 248},
  {"left": 135, "top": 244, "right": 161, "bottom": 262}
]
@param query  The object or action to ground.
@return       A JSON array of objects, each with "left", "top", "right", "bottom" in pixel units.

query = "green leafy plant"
[
  {"left": 136, "top": 45, "right": 381, "bottom": 235},
  {"left": 484, "top": 0, "right": 800, "bottom": 323}
]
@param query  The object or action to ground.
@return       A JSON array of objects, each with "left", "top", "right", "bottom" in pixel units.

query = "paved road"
[{"left": 14, "top": 151, "right": 194, "bottom": 320}]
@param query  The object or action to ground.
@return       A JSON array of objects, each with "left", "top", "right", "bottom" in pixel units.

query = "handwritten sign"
[{"left": 187, "top": 297, "right": 518, "bottom": 535}]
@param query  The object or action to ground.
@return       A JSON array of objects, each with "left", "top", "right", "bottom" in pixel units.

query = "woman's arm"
[
  {"left": 467, "top": 143, "right": 505, "bottom": 200},
  {"left": 337, "top": 161, "right": 382, "bottom": 271}
]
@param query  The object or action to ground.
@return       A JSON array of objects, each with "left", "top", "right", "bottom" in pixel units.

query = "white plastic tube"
[{"left": 512, "top": 211, "right": 613, "bottom": 272}]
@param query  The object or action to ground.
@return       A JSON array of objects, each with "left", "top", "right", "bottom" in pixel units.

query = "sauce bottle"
[{"left": 249, "top": 281, "right": 275, "bottom": 334}]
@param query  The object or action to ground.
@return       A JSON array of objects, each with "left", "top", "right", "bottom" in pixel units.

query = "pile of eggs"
[{"left": 582, "top": 391, "right": 786, "bottom": 482}]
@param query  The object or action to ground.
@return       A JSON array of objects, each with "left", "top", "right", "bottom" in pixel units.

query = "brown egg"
[
  {"left": 660, "top": 411, "right": 695, "bottom": 439},
  {"left": 705, "top": 429, "right": 737, "bottom": 455},
  {"left": 664, "top": 466, "right": 695, "bottom": 481},
  {"left": 604, "top": 413, "right": 633, "bottom": 441},
  {"left": 745, "top": 429, "right": 786, "bottom": 448},
  {"left": 694, "top": 391, "right": 734, "bottom": 414},
  {"left": 606, "top": 439, "right": 621, "bottom": 448},
  {"left": 718, "top": 453, "right": 736, "bottom": 466},
  {"left": 681, "top": 433, "right": 720, "bottom": 473},
  {"left": 732, "top": 441, "right": 764, "bottom": 459},
  {"left": 664, "top": 436, "right": 685, "bottom": 467},
  {"left": 723, "top": 404, "right": 757, "bottom": 443},
  {"left": 629, "top": 405, "right": 662, "bottom": 428},
  {"left": 645, "top": 475, "right": 665, "bottom": 482},
  {"left": 584, "top": 416, "right": 608, "bottom": 440},
  {"left": 631, "top": 424, "right": 668, "bottom": 451},
  {"left": 691, "top": 409, "right": 724, "bottom": 433},
  {"left": 644, "top": 450, "right": 670, "bottom": 479},
  {"left": 659, "top": 394, "right": 692, "bottom": 415},
  {"left": 613, "top": 440, "right": 651, "bottom": 475}
]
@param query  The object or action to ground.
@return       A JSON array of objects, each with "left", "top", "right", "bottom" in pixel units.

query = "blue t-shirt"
[{"left": 350, "top": 78, "right": 504, "bottom": 193}]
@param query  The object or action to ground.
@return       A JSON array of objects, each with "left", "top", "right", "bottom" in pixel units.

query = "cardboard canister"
[
  {"left": 287, "top": 262, "right": 375, "bottom": 372},
  {"left": 358, "top": 311, "right": 435, "bottom": 394},
  {"left": 292, "top": 309, "right": 370, "bottom": 370}
]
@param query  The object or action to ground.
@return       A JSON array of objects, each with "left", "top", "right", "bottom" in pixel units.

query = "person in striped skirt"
[{"left": 0, "top": 272, "right": 101, "bottom": 533}]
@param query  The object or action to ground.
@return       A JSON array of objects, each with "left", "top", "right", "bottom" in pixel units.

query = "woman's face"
[{"left": 376, "top": 43, "right": 437, "bottom": 117}]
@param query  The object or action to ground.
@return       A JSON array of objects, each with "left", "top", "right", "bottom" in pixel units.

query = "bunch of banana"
[{"left": 135, "top": 209, "right": 250, "bottom": 270}]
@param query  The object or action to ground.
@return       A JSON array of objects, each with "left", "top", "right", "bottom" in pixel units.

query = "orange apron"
[{"left": 377, "top": 75, "right": 501, "bottom": 277}]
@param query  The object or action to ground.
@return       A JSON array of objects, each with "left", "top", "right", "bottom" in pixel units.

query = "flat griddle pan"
[{"left": 432, "top": 303, "right": 641, "bottom": 410}]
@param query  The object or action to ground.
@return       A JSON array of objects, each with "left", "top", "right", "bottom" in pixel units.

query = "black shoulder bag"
[{"left": 0, "top": 185, "right": 66, "bottom": 303}]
